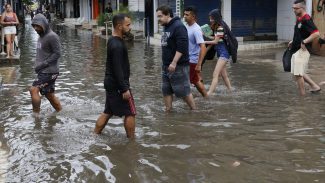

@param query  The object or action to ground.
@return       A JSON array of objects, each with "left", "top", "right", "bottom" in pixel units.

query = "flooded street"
[{"left": 0, "top": 20, "right": 325, "bottom": 182}]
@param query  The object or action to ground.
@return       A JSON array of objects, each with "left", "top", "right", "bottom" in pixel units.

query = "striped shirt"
[{"left": 214, "top": 26, "right": 224, "bottom": 42}]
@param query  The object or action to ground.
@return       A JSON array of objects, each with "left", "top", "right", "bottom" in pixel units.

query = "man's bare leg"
[
  {"left": 194, "top": 72, "right": 208, "bottom": 97},
  {"left": 303, "top": 74, "right": 320, "bottom": 91},
  {"left": 94, "top": 113, "right": 112, "bottom": 134},
  {"left": 183, "top": 93, "right": 196, "bottom": 110},
  {"left": 195, "top": 81, "right": 208, "bottom": 97},
  {"left": 45, "top": 93, "right": 62, "bottom": 112},
  {"left": 295, "top": 76, "right": 306, "bottom": 96},
  {"left": 164, "top": 95, "right": 173, "bottom": 112},
  {"left": 124, "top": 115, "right": 135, "bottom": 139},
  {"left": 29, "top": 86, "right": 41, "bottom": 113}
]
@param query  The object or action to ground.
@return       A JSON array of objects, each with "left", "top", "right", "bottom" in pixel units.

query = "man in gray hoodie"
[{"left": 29, "top": 14, "right": 62, "bottom": 115}]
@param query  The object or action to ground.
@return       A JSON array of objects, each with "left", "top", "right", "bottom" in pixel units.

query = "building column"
[
  {"left": 277, "top": 0, "right": 295, "bottom": 41},
  {"left": 222, "top": 0, "right": 231, "bottom": 28},
  {"left": 306, "top": 0, "right": 312, "bottom": 15},
  {"left": 154, "top": 0, "right": 158, "bottom": 34}
]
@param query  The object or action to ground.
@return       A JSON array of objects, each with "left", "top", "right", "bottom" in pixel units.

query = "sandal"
[{"left": 310, "top": 89, "right": 321, "bottom": 93}]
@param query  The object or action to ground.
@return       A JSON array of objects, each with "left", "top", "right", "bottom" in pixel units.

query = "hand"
[
  {"left": 35, "top": 65, "right": 43, "bottom": 73},
  {"left": 301, "top": 42, "right": 307, "bottom": 51},
  {"left": 168, "top": 63, "right": 176, "bottom": 73},
  {"left": 122, "top": 90, "right": 131, "bottom": 100},
  {"left": 195, "top": 65, "right": 201, "bottom": 72},
  {"left": 35, "top": 62, "right": 49, "bottom": 73},
  {"left": 288, "top": 41, "right": 292, "bottom": 48}
]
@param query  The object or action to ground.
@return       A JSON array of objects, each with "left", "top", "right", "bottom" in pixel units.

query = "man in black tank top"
[{"left": 94, "top": 14, "right": 136, "bottom": 139}]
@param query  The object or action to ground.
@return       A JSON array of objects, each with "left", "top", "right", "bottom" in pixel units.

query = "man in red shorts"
[{"left": 184, "top": 6, "right": 207, "bottom": 97}]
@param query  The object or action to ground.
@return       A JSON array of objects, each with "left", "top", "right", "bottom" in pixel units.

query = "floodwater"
[{"left": 0, "top": 19, "right": 324, "bottom": 183}]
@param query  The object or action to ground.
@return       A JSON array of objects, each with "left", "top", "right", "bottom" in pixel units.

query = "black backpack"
[{"left": 222, "top": 21, "right": 238, "bottom": 63}]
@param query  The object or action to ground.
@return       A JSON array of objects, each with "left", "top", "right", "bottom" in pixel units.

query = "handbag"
[{"left": 282, "top": 48, "right": 293, "bottom": 72}]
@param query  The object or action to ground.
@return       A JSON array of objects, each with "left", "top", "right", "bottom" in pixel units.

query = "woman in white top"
[{"left": 1, "top": 4, "right": 19, "bottom": 58}]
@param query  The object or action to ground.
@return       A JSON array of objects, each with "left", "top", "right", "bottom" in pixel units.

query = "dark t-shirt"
[
  {"left": 292, "top": 14, "right": 319, "bottom": 53},
  {"left": 104, "top": 36, "right": 130, "bottom": 93},
  {"left": 105, "top": 7, "right": 113, "bottom": 13}
]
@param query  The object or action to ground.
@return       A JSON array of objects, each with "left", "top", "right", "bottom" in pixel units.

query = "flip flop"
[{"left": 310, "top": 89, "right": 321, "bottom": 93}]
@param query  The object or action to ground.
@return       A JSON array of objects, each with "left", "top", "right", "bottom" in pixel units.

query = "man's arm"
[
  {"left": 169, "top": 51, "right": 182, "bottom": 72},
  {"left": 111, "top": 44, "right": 130, "bottom": 100},
  {"left": 111, "top": 46, "right": 129, "bottom": 93},
  {"left": 35, "top": 35, "right": 61, "bottom": 73},
  {"left": 194, "top": 30, "right": 207, "bottom": 72},
  {"left": 301, "top": 19, "right": 320, "bottom": 50},
  {"left": 301, "top": 31, "right": 320, "bottom": 50},
  {"left": 302, "top": 31, "right": 320, "bottom": 44},
  {"left": 196, "top": 43, "right": 207, "bottom": 72},
  {"left": 169, "top": 26, "right": 188, "bottom": 72}
]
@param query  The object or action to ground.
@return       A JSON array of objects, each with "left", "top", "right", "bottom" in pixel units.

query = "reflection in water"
[{"left": 0, "top": 20, "right": 324, "bottom": 182}]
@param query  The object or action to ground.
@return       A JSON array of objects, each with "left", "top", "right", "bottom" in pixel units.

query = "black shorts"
[
  {"left": 32, "top": 73, "right": 59, "bottom": 95},
  {"left": 104, "top": 91, "right": 136, "bottom": 117}
]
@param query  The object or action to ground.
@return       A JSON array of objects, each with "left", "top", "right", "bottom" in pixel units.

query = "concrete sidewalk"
[
  {"left": 61, "top": 20, "right": 288, "bottom": 50},
  {"left": 150, "top": 34, "right": 288, "bottom": 50}
]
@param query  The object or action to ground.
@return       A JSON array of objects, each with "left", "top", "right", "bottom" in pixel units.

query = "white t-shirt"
[{"left": 186, "top": 23, "right": 205, "bottom": 64}]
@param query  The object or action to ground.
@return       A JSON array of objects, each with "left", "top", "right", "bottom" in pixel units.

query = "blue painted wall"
[{"left": 184, "top": 0, "right": 221, "bottom": 26}]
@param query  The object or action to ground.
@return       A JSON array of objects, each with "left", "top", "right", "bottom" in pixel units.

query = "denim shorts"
[
  {"left": 162, "top": 65, "right": 191, "bottom": 98},
  {"left": 32, "top": 73, "right": 59, "bottom": 95},
  {"left": 216, "top": 42, "right": 230, "bottom": 61}
]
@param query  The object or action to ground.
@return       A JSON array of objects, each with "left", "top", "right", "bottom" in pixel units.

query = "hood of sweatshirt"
[
  {"left": 31, "top": 13, "right": 50, "bottom": 36},
  {"left": 165, "top": 17, "right": 181, "bottom": 28}
]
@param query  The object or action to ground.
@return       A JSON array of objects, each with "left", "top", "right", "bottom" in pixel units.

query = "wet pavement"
[{"left": 0, "top": 19, "right": 325, "bottom": 182}]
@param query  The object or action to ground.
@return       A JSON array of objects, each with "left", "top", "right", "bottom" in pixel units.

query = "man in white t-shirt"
[{"left": 184, "top": 6, "right": 207, "bottom": 97}]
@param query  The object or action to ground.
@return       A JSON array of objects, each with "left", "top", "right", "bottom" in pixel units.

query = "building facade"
[{"left": 53, "top": 0, "right": 316, "bottom": 42}]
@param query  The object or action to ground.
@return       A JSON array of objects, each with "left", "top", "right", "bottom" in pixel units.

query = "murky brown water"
[{"left": 0, "top": 19, "right": 324, "bottom": 183}]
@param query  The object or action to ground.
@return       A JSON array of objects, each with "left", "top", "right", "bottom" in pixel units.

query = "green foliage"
[
  {"left": 22, "top": 0, "right": 34, "bottom": 5},
  {"left": 97, "top": 13, "right": 105, "bottom": 26},
  {"left": 104, "top": 13, "right": 113, "bottom": 22},
  {"left": 113, "top": 4, "right": 134, "bottom": 20}
]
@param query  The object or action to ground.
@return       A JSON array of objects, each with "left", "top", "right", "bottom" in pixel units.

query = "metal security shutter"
[
  {"left": 231, "top": 0, "right": 255, "bottom": 36},
  {"left": 232, "top": 0, "right": 277, "bottom": 37},
  {"left": 255, "top": 0, "right": 277, "bottom": 34},
  {"left": 184, "top": 0, "right": 221, "bottom": 26},
  {"left": 158, "top": 0, "right": 176, "bottom": 16}
]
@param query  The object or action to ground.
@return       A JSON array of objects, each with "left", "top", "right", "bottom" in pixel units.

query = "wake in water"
[{"left": 0, "top": 142, "right": 8, "bottom": 182}]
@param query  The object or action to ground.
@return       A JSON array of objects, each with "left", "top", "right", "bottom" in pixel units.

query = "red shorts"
[
  {"left": 104, "top": 90, "right": 136, "bottom": 117},
  {"left": 189, "top": 63, "right": 200, "bottom": 84}
]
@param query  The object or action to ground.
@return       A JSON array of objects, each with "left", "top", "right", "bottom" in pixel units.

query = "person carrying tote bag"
[{"left": 288, "top": 0, "right": 321, "bottom": 96}]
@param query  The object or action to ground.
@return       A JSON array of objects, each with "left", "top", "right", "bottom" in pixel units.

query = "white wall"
[
  {"left": 154, "top": 0, "right": 158, "bottom": 33},
  {"left": 129, "top": 0, "right": 145, "bottom": 31},
  {"left": 80, "top": 0, "right": 91, "bottom": 21},
  {"left": 65, "top": 0, "right": 73, "bottom": 18},
  {"left": 222, "top": 0, "right": 231, "bottom": 28},
  {"left": 129, "top": 0, "right": 145, "bottom": 11},
  {"left": 277, "top": 0, "right": 295, "bottom": 40},
  {"left": 306, "top": 0, "right": 312, "bottom": 15}
]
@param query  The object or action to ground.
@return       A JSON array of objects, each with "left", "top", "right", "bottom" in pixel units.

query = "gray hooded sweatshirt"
[{"left": 32, "top": 14, "right": 61, "bottom": 74}]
